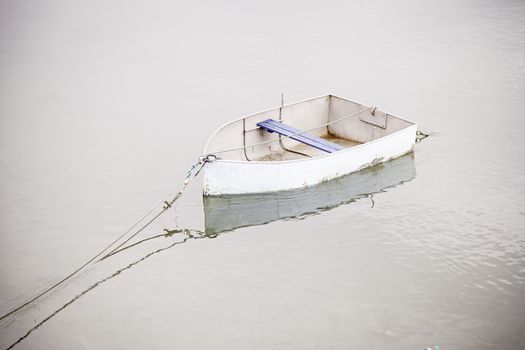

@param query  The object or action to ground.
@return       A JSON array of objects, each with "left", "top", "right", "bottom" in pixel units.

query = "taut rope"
[{"left": 0, "top": 155, "right": 215, "bottom": 322}]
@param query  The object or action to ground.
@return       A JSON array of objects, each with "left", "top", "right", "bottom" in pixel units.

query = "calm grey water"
[{"left": 1, "top": 1, "right": 524, "bottom": 349}]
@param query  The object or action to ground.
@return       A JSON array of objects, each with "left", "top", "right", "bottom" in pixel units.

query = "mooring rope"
[
  {"left": 0, "top": 155, "right": 215, "bottom": 322},
  {"left": 100, "top": 230, "right": 180, "bottom": 260},
  {"left": 0, "top": 106, "right": 426, "bottom": 322},
  {"left": 97, "top": 156, "right": 215, "bottom": 261},
  {"left": 5, "top": 228, "right": 208, "bottom": 350},
  {"left": 415, "top": 130, "right": 429, "bottom": 143}
]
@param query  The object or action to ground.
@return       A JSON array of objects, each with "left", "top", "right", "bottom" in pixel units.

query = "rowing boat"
[{"left": 203, "top": 95, "right": 417, "bottom": 196}]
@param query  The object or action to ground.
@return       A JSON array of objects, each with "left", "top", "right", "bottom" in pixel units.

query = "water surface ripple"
[{"left": 1, "top": 0, "right": 525, "bottom": 349}]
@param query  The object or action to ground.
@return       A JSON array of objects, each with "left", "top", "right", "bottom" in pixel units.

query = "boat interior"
[{"left": 204, "top": 95, "right": 415, "bottom": 162}]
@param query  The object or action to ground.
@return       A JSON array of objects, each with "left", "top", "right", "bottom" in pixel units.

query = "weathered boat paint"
[{"left": 203, "top": 95, "right": 417, "bottom": 196}]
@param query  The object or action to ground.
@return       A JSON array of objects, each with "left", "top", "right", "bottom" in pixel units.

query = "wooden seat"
[{"left": 256, "top": 119, "right": 343, "bottom": 153}]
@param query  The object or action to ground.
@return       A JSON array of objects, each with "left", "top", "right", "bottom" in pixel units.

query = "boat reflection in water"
[{"left": 204, "top": 152, "right": 416, "bottom": 235}]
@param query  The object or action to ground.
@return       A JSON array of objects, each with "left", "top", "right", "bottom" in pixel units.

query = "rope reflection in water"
[{"left": 4, "top": 228, "right": 214, "bottom": 350}]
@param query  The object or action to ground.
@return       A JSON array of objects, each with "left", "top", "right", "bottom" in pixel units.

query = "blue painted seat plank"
[{"left": 256, "top": 119, "right": 343, "bottom": 153}]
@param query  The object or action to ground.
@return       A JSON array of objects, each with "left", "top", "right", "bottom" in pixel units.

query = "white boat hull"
[
  {"left": 203, "top": 123, "right": 417, "bottom": 196},
  {"left": 204, "top": 152, "right": 416, "bottom": 233}
]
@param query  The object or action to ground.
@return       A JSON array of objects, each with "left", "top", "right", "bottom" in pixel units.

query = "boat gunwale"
[
  {"left": 203, "top": 94, "right": 417, "bottom": 165},
  {"left": 203, "top": 94, "right": 333, "bottom": 154}
]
